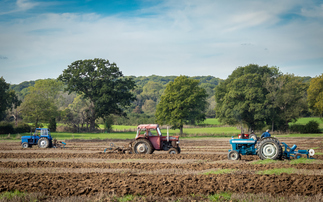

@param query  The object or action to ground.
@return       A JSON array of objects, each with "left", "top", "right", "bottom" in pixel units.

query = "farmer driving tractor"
[{"left": 261, "top": 129, "right": 271, "bottom": 139}]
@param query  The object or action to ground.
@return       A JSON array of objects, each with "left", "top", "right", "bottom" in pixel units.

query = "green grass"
[
  {"left": 201, "top": 118, "right": 222, "bottom": 125},
  {"left": 256, "top": 168, "right": 297, "bottom": 175},
  {"left": 208, "top": 192, "right": 232, "bottom": 201},
  {"left": 202, "top": 169, "right": 236, "bottom": 175},
  {"left": 2, "top": 117, "right": 323, "bottom": 141},
  {"left": 289, "top": 158, "right": 316, "bottom": 164},
  {"left": 0, "top": 190, "right": 26, "bottom": 200},
  {"left": 289, "top": 117, "right": 323, "bottom": 125}
]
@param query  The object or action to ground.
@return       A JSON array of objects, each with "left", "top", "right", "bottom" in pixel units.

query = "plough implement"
[
  {"left": 281, "top": 142, "right": 315, "bottom": 159},
  {"left": 104, "top": 143, "right": 132, "bottom": 154}
]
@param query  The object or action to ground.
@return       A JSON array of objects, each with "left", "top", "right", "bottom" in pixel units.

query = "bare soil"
[{"left": 0, "top": 136, "right": 322, "bottom": 200}]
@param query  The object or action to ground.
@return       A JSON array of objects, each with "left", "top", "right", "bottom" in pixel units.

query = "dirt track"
[{"left": 0, "top": 136, "right": 323, "bottom": 200}]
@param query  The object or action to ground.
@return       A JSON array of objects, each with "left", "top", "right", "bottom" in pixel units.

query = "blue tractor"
[
  {"left": 228, "top": 136, "right": 315, "bottom": 160},
  {"left": 21, "top": 128, "right": 53, "bottom": 149}
]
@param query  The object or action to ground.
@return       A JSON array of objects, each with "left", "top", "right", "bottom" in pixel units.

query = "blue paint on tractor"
[{"left": 229, "top": 137, "right": 258, "bottom": 155}]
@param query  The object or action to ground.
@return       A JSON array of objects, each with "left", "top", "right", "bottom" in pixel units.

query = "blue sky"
[{"left": 0, "top": 0, "right": 322, "bottom": 84}]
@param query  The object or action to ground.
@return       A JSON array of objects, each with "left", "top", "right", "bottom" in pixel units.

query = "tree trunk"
[
  {"left": 180, "top": 125, "right": 183, "bottom": 135},
  {"left": 89, "top": 101, "right": 96, "bottom": 132}
]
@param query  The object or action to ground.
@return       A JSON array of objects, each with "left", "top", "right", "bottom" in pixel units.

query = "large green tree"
[
  {"left": 215, "top": 64, "right": 279, "bottom": 131},
  {"left": 0, "top": 77, "right": 20, "bottom": 121},
  {"left": 58, "top": 58, "right": 136, "bottom": 131},
  {"left": 155, "top": 75, "right": 208, "bottom": 134},
  {"left": 307, "top": 73, "right": 323, "bottom": 117},
  {"left": 20, "top": 79, "right": 63, "bottom": 127},
  {"left": 264, "top": 74, "right": 308, "bottom": 131}
]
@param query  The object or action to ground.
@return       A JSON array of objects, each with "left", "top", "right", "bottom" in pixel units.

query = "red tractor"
[{"left": 131, "top": 124, "right": 180, "bottom": 154}]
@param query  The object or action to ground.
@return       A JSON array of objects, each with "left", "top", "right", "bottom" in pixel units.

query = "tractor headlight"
[{"left": 176, "top": 141, "right": 180, "bottom": 144}]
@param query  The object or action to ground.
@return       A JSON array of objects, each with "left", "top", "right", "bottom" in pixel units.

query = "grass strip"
[
  {"left": 256, "top": 168, "right": 297, "bottom": 175},
  {"left": 251, "top": 159, "right": 278, "bottom": 165},
  {"left": 208, "top": 192, "right": 232, "bottom": 201},
  {"left": 289, "top": 158, "right": 316, "bottom": 164},
  {"left": 0, "top": 190, "right": 26, "bottom": 200}
]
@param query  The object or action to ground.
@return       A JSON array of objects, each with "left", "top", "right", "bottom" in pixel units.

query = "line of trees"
[{"left": 1, "top": 61, "right": 322, "bottom": 134}]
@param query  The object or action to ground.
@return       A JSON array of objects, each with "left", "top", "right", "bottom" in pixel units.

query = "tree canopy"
[
  {"left": 58, "top": 58, "right": 136, "bottom": 131},
  {"left": 307, "top": 73, "right": 323, "bottom": 117},
  {"left": 155, "top": 75, "right": 208, "bottom": 134},
  {"left": 0, "top": 77, "right": 20, "bottom": 121},
  {"left": 215, "top": 64, "right": 278, "bottom": 131},
  {"left": 264, "top": 74, "right": 308, "bottom": 131},
  {"left": 20, "top": 79, "right": 63, "bottom": 128},
  {"left": 215, "top": 64, "right": 308, "bottom": 131}
]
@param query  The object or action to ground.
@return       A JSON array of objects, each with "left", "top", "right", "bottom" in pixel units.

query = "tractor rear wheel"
[
  {"left": 228, "top": 150, "right": 240, "bottom": 160},
  {"left": 177, "top": 147, "right": 181, "bottom": 154},
  {"left": 132, "top": 139, "right": 154, "bottom": 154},
  {"left": 22, "top": 142, "right": 28, "bottom": 149},
  {"left": 168, "top": 148, "right": 179, "bottom": 154},
  {"left": 38, "top": 137, "right": 49, "bottom": 148},
  {"left": 258, "top": 139, "right": 282, "bottom": 160}
]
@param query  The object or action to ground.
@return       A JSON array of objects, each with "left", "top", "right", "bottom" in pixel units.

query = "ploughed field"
[{"left": 0, "top": 136, "right": 323, "bottom": 201}]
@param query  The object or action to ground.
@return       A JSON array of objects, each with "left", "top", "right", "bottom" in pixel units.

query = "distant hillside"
[{"left": 10, "top": 75, "right": 223, "bottom": 98}]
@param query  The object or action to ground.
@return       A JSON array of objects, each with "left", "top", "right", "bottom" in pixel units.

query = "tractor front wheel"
[
  {"left": 38, "top": 137, "right": 49, "bottom": 148},
  {"left": 258, "top": 139, "right": 282, "bottom": 160},
  {"left": 168, "top": 148, "right": 179, "bottom": 154},
  {"left": 22, "top": 142, "right": 28, "bottom": 149},
  {"left": 132, "top": 139, "right": 154, "bottom": 154},
  {"left": 228, "top": 150, "right": 241, "bottom": 160}
]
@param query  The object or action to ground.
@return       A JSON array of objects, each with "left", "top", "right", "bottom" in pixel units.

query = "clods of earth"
[{"left": 0, "top": 136, "right": 323, "bottom": 201}]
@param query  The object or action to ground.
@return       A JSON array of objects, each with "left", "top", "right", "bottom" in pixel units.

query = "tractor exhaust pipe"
[{"left": 167, "top": 127, "right": 169, "bottom": 142}]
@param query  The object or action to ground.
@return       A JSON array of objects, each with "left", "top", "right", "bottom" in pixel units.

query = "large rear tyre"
[
  {"left": 38, "top": 137, "right": 49, "bottom": 148},
  {"left": 22, "top": 142, "right": 28, "bottom": 149},
  {"left": 177, "top": 147, "right": 181, "bottom": 154},
  {"left": 258, "top": 139, "right": 282, "bottom": 160},
  {"left": 132, "top": 139, "right": 154, "bottom": 154},
  {"left": 228, "top": 150, "right": 241, "bottom": 160}
]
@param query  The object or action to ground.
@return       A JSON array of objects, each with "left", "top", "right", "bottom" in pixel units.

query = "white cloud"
[{"left": 16, "top": 0, "right": 38, "bottom": 11}]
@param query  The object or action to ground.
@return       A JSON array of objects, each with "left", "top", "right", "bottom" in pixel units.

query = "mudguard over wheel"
[
  {"left": 249, "top": 134, "right": 257, "bottom": 140},
  {"left": 258, "top": 139, "right": 282, "bottom": 160},
  {"left": 228, "top": 150, "right": 241, "bottom": 160},
  {"left": 132, "top": 139, "right": 154, "bottom": 154},
  {"left": 22, "top": 142, "right": 28, "bottom": 149},
  {"left": 168, "top": 148, "right": 179, "bottom": 154},
  {"left": 38, "top": 137, "right": 49, "bottom": 148}
]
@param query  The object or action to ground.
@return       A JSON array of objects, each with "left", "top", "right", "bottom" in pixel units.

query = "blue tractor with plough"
[
  {"left": 228, "top": 135, "right": 315, "bottom": 160},
  {"left": 21, "top": 128, "right": 66, "bottom": 149}
]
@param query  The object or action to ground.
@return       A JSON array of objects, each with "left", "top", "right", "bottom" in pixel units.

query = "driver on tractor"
[{"left": 261, "top": 129, "right": 271, "bottom": 139}]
